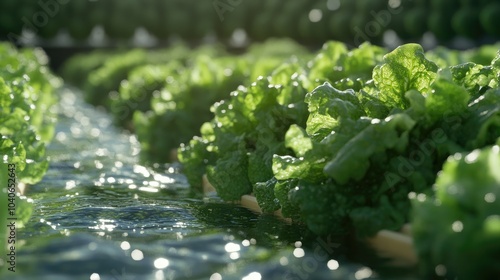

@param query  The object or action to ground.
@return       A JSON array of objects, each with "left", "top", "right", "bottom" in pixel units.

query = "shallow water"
[{"left": 12, "top": 89, "right": 417, "bottom": 280}]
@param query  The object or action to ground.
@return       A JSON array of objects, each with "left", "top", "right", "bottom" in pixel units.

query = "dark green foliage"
[
  {"left": 254, "top": 178, "right": 280, "bottom": 213},
  {"left": 412, "top": 145, "right": 500, "bottom": 279}
]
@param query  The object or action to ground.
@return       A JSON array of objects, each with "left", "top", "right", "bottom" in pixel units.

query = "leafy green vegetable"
[
  {"left": 61, "top": 50, "right": 115, "bottom": 88},
  {"left": 424, "top": 78, "right": 469, "bottom": 125},
  {"left": 0, "top": 44, "right": 59, "bottom": 184},
  {"left": 206, "top": 143, "right": 253, "bottom": 201},
  {"left": 449, "top": 61, "right": 499, "bottom": 97},
  {"left": 85, "top": 49, "right": 148, "bottom": 108},
  {"left": 74, "top": 40, "right": 306, "bottom": 164},
  {"left": 180, "top": 62, "right": 312, "bottom": 204},
  {"left": 289, "top": 180, "right": 352, "bottom": 236},
  {"left": 271, "top": 43, "right": 500, "bottom": 238},
  {"left": 274, "top": 179, "right": 301, "bottom": 220},
  {"left": 70, "top": 39, "right": 500, "bottom": 276},
  {"left": 111, "top": 61, "right": 184, "bottom": 128},
  {"left": 83, "top": 44, "right": 208, "bottom": 109},
  {"left": 304, "top": 83, "right": 364, "bottom": 140},
  {"left": 462, "top": 88, "right": 500, "bottom": 149},
  {"left": 412, "top": 145, "right": 500, "bottom": 279},
  {"left": 0, "top": 43, "right": 58, "bottom": 272},
  {"left": 324, "top": 113, "right": 416, "bottom": 184},
  {"left": 372, "top": 44, "right": 438, "bottom": 109},
  {"left": 177, "top": 135, "right": 213, "bottom": 189},
  {"left": 308, "top": 42, "right": 384, "bottom": 91},
  {"left": 134, "top": 55, "right": 251, "bottom": 163},
  {"left": 284, "top": 124, "right": 312, "bottom": 157},
  {"left": 254, "top": 177, "right": 280, "bottom": 213}
]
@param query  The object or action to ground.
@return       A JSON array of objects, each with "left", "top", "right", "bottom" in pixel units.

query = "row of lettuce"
[
  {"left": 62, "top": 39, "right": 312, "bottom": 163},
  {"left": 65, "top": 40, "right": 500, "bottom": 278},
  {"left": 0, "top": 43, "right": 60, "bottom": 270}
]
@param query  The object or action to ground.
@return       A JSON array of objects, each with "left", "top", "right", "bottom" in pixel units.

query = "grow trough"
[{"left": 202, "top": 174, "right": 418, "bottom": 266}]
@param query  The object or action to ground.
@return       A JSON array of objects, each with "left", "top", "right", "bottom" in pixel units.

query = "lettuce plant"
[
  {"left": 412, "top": 143, "right": 500, "bottom": 279},
  {"left": 0, "top": 43, "right": 58, "bottom": 272},
  {"left": 181, "top": 42, "right": 500, "bottom": 242}
]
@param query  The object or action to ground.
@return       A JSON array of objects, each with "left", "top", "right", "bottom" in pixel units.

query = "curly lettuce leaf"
[
  {"left": 284, "top": 124, "right": 312, "bottom": 157},
  {"left": 373, "top": 44, "right": 438, "bottom": 109},
  {"left": 289, "top": 180, "right": 352, "bottom": 236},
  {"left": 178, "top": 136, "right": 212, "bottom": 188},
  {"left": 273, "top": 155, "right": 319, "bottom": 182},
  {"left": 206, "top": 145, "right": 253, "bottom": 201},
  {"left": 0, "top": 138, "right": 26, "bottom": 171},
  {"left": 336, "top": 42, "right": 385, "bottom": 80},
  {"left": 308, "top": 42, "right": 384, "bottom": 89},
  {"left": 424, "top": 78, "right": 470, "bottom": 124},
  {"left": 273, "top": 117, "right": 372, "bottom": 184},
  {"left": 463, "top": 88, "right": 500, "bottom": 149},
  {"left": 357, "top": 89, "right": 390, "bottom": 118},
  {"left": 307, "top": 41, "right": 348, "bottom": 83},
  {"left": 253, "top": 177, "right": 280, "bottom": 213},
  {"left": 324, "top": 113, "right": 416, "bottom": 184},
  {"left": 274, "top": 179, "right": 300, "bottom": 220},
  {"left": 247, "top": 145, "right": 275, "bottom": 185},
  {"left": 350, "top": 195, "right": 406, "bottom": 237},
  {"left": 449, "top": 62, "right": 498, "bottom": 98},
  {"left": 305, "top": 83, "right": 363, "bottom": 140}
]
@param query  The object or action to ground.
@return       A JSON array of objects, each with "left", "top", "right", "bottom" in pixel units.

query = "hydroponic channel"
[{"left": 11, "top": 88, "right": 416, "bottom": 280}]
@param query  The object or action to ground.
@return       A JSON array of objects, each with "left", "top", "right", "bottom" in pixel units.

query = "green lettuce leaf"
[
  {"left": 274, "top": 179, "right": 300, "bottom": 220},
  {"left": 253, "top": 177, "right": 280, "bottom": 213},
  {"left": 425, "top": 78, "right": 470, "bottom": 124},
  {"left": 324, "top": 113, "right": 416, "bottom": 184},
  {"left": 305, "top": 83, "right": 363, "bottom": 140},
  {"left": 284, "top": 124, "right": 312, "bottom": 157},
  {"left": 463, "top": 88, "right": 500, "bottom": 149},
  {"left": 373, "top": 44, "right": 438, "bottom": 109},
  {"left": 206, "top": 145, "right": 253, "bottom": 201}
]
